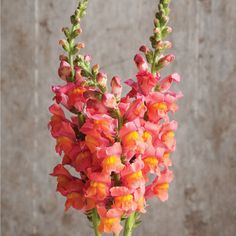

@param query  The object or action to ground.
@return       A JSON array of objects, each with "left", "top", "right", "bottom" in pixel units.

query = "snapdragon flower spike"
[{"left": 49, "top": 0, "right": 182, "bottom": 235}]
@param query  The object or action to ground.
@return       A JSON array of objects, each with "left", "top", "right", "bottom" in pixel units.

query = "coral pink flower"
[
  {"left": 121, "top": 158, "right": 145, "bottom": 189},
  {"left": 146, "top": 92, "right": 169, "bottom": 122},
  {"left": 158, "top": 120, "right": 178, "bottom": 152},
  {"left": 67, "top": 86, "right": 86, "bottom": 111},
  {"left": 159, "top": 73, "right": 181, "bottom": 92},
  {"left": 86, "top": 170, "right": 111, "bottom": 201},
  {"left": 102, "top": 93, "right": 117, "bottom": 109},
  {"left": 120, "top": 119, "right": 145, "bottom": 159},
  {"left": 124, "top": 98, "right": 147, "bottom": 122},
  {"left": 134, "top": 187, "right": 146, "bottom": 213},
  {"left": 97, "top": 206, "right": 123, "bottom": 234},
  {"left": 125, "top": 79, "right": 139, "bottom": 98},
  {"left": 52, "top": 83, "right": 75, "bottom": 109},
  {"left": 146, "top": 169, "right": 173, "bottom": 201},
  {"left": 141, "top": 145, "right": 165, "bottom": 177},
  {"left": 97, "top": 143, "right": 124, "bottom": 174},
  {"left": 86, "top": 98, "right": 108, "bottom": 115},
  {"left": 136, "top": 70, "right": 159, "bottom": 95},
  {"left": 111, "top": 186, "right": 137, "bottom": 212}
]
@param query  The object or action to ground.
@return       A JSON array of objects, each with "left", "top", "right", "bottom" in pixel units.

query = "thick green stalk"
[
  {"left": 92, "top": 209, "right": 101, "bottom": 236},
  {"left": 123, "top": 213, "right": 136, "bottom": 236}
]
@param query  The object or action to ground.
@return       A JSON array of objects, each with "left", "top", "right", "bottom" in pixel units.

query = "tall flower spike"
[
  {"left": 59, "top": 0, "right": 89, "bottom": 82},
  {"left": 138, "top": 0, "right": 173, "bottom": 75},
  {"left": 50, "top": 1, "right": 182, "bottom": 236}
]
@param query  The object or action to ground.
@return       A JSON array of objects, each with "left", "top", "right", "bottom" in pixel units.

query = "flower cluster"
[{"left": 49, "top": 0, "right": 182, "bottom": 235}]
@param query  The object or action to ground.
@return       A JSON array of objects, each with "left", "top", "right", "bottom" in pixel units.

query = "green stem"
[
  {"left": 123, "top": 213, "right": 136, "bottom": 236},
  {"left": 151, "top": 51, "right": 158, "bottom": 74},
  {"left": 92, "top": 209, "right": 101, "bottom": 236},
  {"left": 113, "top": 234, "right": 119, "bottom": 236}
]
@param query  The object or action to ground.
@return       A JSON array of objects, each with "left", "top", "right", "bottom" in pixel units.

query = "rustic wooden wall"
[{"left": 2, "top": 0, "right": 236, "bottom": 235}]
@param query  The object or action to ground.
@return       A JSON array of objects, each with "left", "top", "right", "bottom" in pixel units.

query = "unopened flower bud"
[
  {"left": 162, "top": 16, "right": 169, "bottom": 24},
  {"left": 156, "top": 41, "right": 172, "bottom": 50},
  {"left": 92, "top": 64, "right": 100, "bottom": 75},
  {"left": 75, "top": 42, "right": 85, "bottom": 50},
  {"left": 154, "top": 19, "right": 160, "bottom": 27},
  {"left": 59, "top": 39, "right": 70, "bottom": 51},
  {"left": 62, "top": 27, "right": 70, "bottom": 38},
  {"left": 59, "top": 39, "right": 67, "bottom": 46},
  {"left": 96, "top": 72, "right": 107, "bottom": 88},
  {"left": 158, "top": 54, "right": 175, "bottom": 68},
  {"left": 58, "top": 60, "right": 71, "bottom": 81},
  {"left": 166, "top": 26, "right": 172, "bottom": 33},
  {"left": 59, "top": 54, "right": 68, "bottom": 61},
  {"left": 84, "top": 54, "right": 92, "bottom": 63},
  {"left": 134, "top": 54, "right": 149, "bottom": 71},
  {"left": 139, "top": 45, "right": 150, "bottom": 54},
  {"left": 111, "top": 76, "right": 122, "bottom": 98},
  {"left": 154, "top": 28, "right": 161, "bottom": 34}
]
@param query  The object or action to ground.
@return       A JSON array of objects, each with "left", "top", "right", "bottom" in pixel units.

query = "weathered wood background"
[{"left": 2, "top": 0, "right": 236, "bottom": 235}]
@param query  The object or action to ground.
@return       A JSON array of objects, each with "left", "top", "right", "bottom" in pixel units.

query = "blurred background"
[{"left": 1, "top": 0, "right": 236, "bottom": 235}]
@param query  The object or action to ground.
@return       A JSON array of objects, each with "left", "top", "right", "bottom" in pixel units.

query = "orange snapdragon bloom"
[
  {"left": 121, "top": 158, "right": 145, "bottom": 189},
  {"left": 111, "top": 187, "right": 137, "bottom": 212},
  {"left": 97, "top": 142, "right": 124, "bottom": 174},
  {"left": 86, "top": 170, "right": 111, "bottom": 201},
  {"left": 97, "top": 207, "right": 123, "bottom": 234}
]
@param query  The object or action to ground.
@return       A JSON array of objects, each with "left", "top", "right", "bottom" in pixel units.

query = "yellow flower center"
[
  {"left": 71, "top": 87, "right": 83, "bottom": 95},
  {"left": 144, "top": 156, "right": 158, "bottom": 166},
  {"left": 115, "top": 194, "right": 133, "bottom": 202},
  {"left": 157, "top": 183, "right": 169, "bottom": 190},
  {"left": 127, "top": 171, "right": 143, "bottom": 181},
  {"left": 90, "top": 181, "right": 106, "bottom": 189},
  {"left": 162, "top": 131, "right": 175, "bottom": 141},
  {"left": 103, "top": 155, "right": 118, "bottom": 166},
  {"left": 103, "top": 218, "right": 118, "bottom": 225},
  {"left": 151, "top": 102, "right": 168, "bottom": 111},
  {"left": 142, "top": 131, "right": 152, "bottom": 142},
  {"left": 123, "top": 131, "right": 139, "bottom": 146}
]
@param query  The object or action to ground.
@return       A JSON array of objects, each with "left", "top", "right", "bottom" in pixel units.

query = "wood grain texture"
[{"left": 1, "top": 0, "right": 236, "bottom": 235}]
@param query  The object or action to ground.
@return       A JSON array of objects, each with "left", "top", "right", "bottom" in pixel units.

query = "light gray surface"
[{"left": 1, "top": 0, "right": 236, "bottom": 235}]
